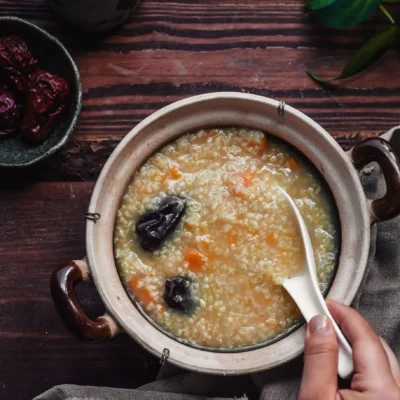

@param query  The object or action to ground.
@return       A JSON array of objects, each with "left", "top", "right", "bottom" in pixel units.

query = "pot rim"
[{"left": 86, "top": 92, "right": 370, "bottom": 374}]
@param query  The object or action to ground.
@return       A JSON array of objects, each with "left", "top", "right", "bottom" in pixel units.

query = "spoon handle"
[
  {"left": 283, "top": 277, "right": 354, "bottom": 379},
  {"left": 277, "top": 186, "right": 353, "bottom": 379}
]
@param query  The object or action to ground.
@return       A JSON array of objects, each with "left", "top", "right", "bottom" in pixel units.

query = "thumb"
[{"left": 298, "top": 315, "right": 339, "bottom": 400}]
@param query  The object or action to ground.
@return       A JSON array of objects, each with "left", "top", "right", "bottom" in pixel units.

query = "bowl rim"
[
  {"left": 0, "top": 16, "right": 82, "bottom": 168},
  {"left": 86, "top": 92, "right": 370, "bottom": 374}
]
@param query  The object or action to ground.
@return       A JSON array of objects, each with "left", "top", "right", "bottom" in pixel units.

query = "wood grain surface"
[{"left": 0, "top": 1, "right": 399, "bottom": 399}]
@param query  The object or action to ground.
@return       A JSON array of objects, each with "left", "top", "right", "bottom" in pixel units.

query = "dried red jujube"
[
  {"left": 0, "top": 65, "right": 27, "bottom": 92},
  {"left": 29, "top": 69, "right": 69, "bottom": 114},
  {"left": 0, "top": 35, "right": 70, "bottom": 145},
  {"left": 0, "top": 88, "right": 23, "bottom": 136},
  {"left": 22, "top": 69, "right": 69, "bottom": 144},
  {"left": 0, "top": 36, "right": 37, "bottom": 74}
]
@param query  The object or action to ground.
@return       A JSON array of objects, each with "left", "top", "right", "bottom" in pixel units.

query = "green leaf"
[
  {"left": 306, "top": 0, "right": 335, "bottom": 10},
  {"left": 308, "top": 24, "right": 398, "bottom": 83},
  {"left": 307, "top": 71, "right": 334, "bottom": 84},
  {"left": 340, "top": 25, "right": 398, "bottom": 77},
  {"left": 314, "top": 0, "right": 383, "bottom": 28}
]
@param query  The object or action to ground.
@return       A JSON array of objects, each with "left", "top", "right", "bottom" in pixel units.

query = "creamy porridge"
[{"left": 114, "top": 127, "right": 338, "bottom": 349}]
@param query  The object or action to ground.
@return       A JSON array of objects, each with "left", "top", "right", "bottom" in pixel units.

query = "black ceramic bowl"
[{"left": 0, "top": 17, "right": 82, "bottom": 167}]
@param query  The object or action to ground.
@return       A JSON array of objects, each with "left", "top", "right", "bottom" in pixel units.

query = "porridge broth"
[{"left": 114, "top": 127, "right": 339, "bottom": 349}]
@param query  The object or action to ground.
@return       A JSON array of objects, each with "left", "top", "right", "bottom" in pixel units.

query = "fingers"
[
  {"left": 327, "top": 301, "right": 394, "bottom": 386},
  {"left": 298, "top": 315, "right": 338, "bottom": 400},
  {"left": 380, "top": 337, "right": 400, "bottom": 388}
]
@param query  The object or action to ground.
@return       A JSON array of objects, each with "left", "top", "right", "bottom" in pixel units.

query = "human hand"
[{"left": 298, "top": 300, "right": 400, "bottom": 400}]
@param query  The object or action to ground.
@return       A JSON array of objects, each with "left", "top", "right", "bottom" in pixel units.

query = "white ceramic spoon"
[{"left": 277, "top": 186, "right": 354, "bottom": 379}]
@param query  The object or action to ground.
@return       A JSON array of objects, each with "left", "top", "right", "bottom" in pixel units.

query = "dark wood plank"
[
  {"left": 0, "top": 336, "right": 158, "bottom": 400},
  {"left": 0, "top": 183, "right": 158, "bottom": 400}
]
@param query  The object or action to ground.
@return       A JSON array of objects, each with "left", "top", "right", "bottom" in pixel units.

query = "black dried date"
[
  {"left": 135, "top": 196, "right": 186, "bottom": 252},
  {"left": 164, "top": 277, "right": 196, "bottom": 314}
]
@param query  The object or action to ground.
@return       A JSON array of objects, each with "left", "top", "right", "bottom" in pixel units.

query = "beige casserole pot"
[{"left": 51, "top": 92, "right": 400, "bottom": 375}]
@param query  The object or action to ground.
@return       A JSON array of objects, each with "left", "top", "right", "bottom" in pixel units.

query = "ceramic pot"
[
  {"left": 51, "top": 93, "right": 400, "bottom": 375},
  {"left": 47, "top": 0, "right": 139, "bottom": 32}
]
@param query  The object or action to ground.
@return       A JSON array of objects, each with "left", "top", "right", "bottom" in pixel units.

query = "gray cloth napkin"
[{"left": 35, "top": 130, "right": 400, "bottom": 400}]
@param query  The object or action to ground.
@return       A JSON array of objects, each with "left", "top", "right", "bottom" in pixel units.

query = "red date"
[
  {"left": 0, "top": 35, "right": 70, "bottom": 145},
  {"left": 0, "top": 36, "right": 37, "bottom": 74},
  {"left": 0, "top": 88, "right": 23, "bottom": 136},
  {"left": 22, "top": 69, "right": 69, "bottom": 143}
]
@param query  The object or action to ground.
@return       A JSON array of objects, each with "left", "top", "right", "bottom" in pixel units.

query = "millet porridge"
[{"left": 114, "top": 127, "right": 338, "bottom": 349}]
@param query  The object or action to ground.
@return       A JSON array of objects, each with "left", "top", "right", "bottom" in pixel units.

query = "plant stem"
[{"left": 380, "top": 5, "right": 395, "bottom": 24}]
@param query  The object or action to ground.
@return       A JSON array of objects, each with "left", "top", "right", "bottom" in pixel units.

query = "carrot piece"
[
  {"left": 185, "top": 249, "right": 206, "bottom": 273},
  {"left": 170, "top": 165, "right": 181, "bottom": 179},
  {"left": 288, "top": 158, "right": 299, "bottom": 173},
  {"left": 184, "top": 222, "right": 195, "bottom": 232},
  {"left": 241, "top": 171, "right": 255, "bottom": 187},
  {"left": 130, "top": 276, "right": 155, "bottom": 306},
  {"left": 130, "top": 275, "right": 141, "bottom": 289},
  {"left": 266, "top": 233, "right": 277, "bottom": 245},
  {"left": 231, "top": 189, "right": 246, "bottom": 199},
  {"left": 137, "top": 288, "right": 154, "bottom": 304}
]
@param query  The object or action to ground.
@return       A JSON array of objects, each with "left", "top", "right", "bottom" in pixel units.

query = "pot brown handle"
[
  {"left": 352, "top": 137, "right": 400, "bottom": 223},
  {"left": 51, "top": 259, "right": 119, "bottom": 342}
]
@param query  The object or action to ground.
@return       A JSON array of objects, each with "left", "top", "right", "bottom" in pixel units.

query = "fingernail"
[{"left": 309, "top": 315, "right": 330, "bottom": 335}]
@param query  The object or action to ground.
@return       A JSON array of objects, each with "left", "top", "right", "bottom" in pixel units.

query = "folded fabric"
[{"left": 35, "top": 129, "right": 400, "bottom": 400}]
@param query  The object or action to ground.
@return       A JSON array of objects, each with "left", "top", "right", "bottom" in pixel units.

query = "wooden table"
[{"left": 1, "top": 1, "right": 399, "bottom": 399}]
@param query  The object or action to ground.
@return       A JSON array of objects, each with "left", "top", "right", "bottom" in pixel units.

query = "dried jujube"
[
  {"left": 136, "top": 196, "right": 186, "bottom": 252},
  {"left": 0, "top": 36, "right": 37, "bottom": 93},
  {"left": 0, "top": 88, "right": 23, "bottom": 136},
  {"left": 0, "top": 65, "right": 27, "bottom": 92},
  {"left": 22, "top": 69, "right": 70, "bottom": 144},
  {"left": 164, "top": 277, "right": 196, "bottom": 314},
  {"left": 0, "top": 36, "right": 37, "bottom": 74},
  {"left": 0, "top": 35, "right": 70, "bottom": 144}
]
